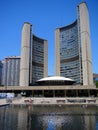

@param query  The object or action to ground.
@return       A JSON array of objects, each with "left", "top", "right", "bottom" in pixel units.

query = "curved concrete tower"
[
  {"left": 55, "top": 2, "right": 93, "bottom": 86},
  {"left": 78, "top": 2, "right": 93, "bottom": 85},
  {"left": 20, "top": 22, "right": 32, "bottom": 86}
]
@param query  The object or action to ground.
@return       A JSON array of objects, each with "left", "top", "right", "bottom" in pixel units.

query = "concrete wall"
[
  {"left": 55, "top": 29, "right": 60, "bottom": 76},
  {"left": 44, "top": 40, "right": 48, "bottom": 77},
  {"left": 20, "top": 23, "right": 32, "bottom": 86},
  {"left": 79, "top": 2, "right": 93, "bottom": 85}
]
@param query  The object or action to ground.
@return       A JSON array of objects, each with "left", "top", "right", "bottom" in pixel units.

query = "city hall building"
[
  {"left": 20, "top": 23, "right": 48, "bottom": 86},
  {"left": 0, "top": 2, "right": 98, "bottom": 99},
  {"left": 20, "top": 2, "right": 93, "bottom": 87},
  {"left": 55, "top": 2, "right": 93, "bottom": 86}
]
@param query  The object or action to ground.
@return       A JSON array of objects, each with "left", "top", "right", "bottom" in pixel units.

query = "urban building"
[
  {"left": 55, "top": 2, "right": 93, "bottom": 86},
  {"left": 1, "top": 56, "right": 20, "bottom": 86},
  {"left": 93, "top": 73, "right": 98, "bottom": 88},
  {"left": 0, "top": 61, "right": 3, "bottom": 85},
  {"left": 20, "top": 22, "right": 48, "bottom": 86},
  {"left": 93, "top": 73, "right": 98, "bottom": 81},
  {"left": 0, "top": 2, "right": 97, "bottom": 99}
]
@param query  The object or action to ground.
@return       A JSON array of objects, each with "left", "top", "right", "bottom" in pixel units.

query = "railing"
[
  {"left": 23, "top": 97, "right": 98, "bottom": 105},
  {"left": 10, "top": 97, "right": 98, "bottom": 105}
]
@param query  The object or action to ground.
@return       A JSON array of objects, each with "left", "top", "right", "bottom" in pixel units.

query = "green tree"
[{"left": 94, "top": 81, "right": 98, "bottom": 88}]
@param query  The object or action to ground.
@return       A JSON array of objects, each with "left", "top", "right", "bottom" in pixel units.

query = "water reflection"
[{"left": 0, "top": 105, "right": 98, "bottom": 130}]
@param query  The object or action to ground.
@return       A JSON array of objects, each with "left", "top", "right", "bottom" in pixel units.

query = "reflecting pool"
[{"left": 0, "top": 105, "right": 98, "bottom": 130}]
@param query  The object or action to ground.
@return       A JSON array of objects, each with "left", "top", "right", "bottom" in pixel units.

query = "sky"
[{"left": 0, "top": 0, "right": 98, "bottom": 76}]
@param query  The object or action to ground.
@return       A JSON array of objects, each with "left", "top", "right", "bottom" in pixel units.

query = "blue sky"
[{"left": 0, "top": 0, "right": 98, "bottom": 75}]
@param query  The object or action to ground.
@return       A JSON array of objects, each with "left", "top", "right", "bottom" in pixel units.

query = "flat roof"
[{"left": 0, "top": 85, "right": 97, "bottom": 91}]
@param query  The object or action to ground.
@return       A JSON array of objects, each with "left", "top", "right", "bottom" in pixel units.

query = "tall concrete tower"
[
  {"left": 55, "top": 2, "right": 93, "bottom": 86},
  {"left": 20, "top": 22, "right": 32, "bottom": 86},
  {"left": 77, "top": 2, "right": 93, "bottom": 85},
  {"left": 20, "top": 22, "right": 48, "bottom": 86}
]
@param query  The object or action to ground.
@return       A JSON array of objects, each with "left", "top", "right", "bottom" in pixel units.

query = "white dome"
[{"left": 37, "top": 76, "right": 74, "bottom": 82}]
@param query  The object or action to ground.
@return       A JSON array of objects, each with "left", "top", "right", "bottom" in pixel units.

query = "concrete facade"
[
  {"left": 55, "top": 29, "right": 60, "bottom": 76},
  {"left": 55, "top": 2, "right": 93, "bottom": 86},
  {"left": 20, "top": 23, "right": 32, "bottom": 86},
  {"left": 0, "top": 85, "right": 97, "bottom": 98},
  {"left": 44, "top": 40, "right": 48, "bottom": 78},
  {"left": 78, "top": 2, "right": 93, "bottom": 85}
]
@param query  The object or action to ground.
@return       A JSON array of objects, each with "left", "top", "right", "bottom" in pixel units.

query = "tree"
[{"left": 94, "top": 81, "right": 98, "bottom": 88}]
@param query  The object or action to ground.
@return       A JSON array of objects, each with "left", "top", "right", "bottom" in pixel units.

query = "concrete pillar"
[
  {"left": 78, "top": 2, "right": 93, "bottom": 85},
  {"left": 44, "top": 40, "right": 48, "bottom": 77},
  {"left": 20, "top": 22, "right": 32, "bottom": 86},
  {"left": 32, "top": 91, "right": 34, "bottom": 97},
  {"left": 76, "top": 90, "right": 78, "bottom": 97},
  {"left": 88, "top": 89, "right": 90, "bottom": 97},
  {"left": 55, "top": 29, "right": 60, "bottom": 76},
  {"left": 42, "top": 90, "right": 44, "bottom": 97},
  {"left": 53, "top": 90, "right": 55, "bottom": 97},
  {"left": 64, "top": 90, "right": 66, "bottom": 97}
]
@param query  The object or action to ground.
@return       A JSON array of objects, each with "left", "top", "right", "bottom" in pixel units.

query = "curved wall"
[
  {"left": 20, "top": 23, "right": 48, "bottom": 86},
  {"left": 55, "top": 2, "right": 93, "bottom": 86},
  {"left": 32, "top": 35, "right": 46, "bottom": 84},
  {"left": 59, "top": 21, "right": 81, "bottom": 84}
]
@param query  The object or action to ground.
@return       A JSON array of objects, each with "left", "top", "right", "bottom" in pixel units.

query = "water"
[{"left": 0, "top": 105, "right": 98, "bottom": 130}]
